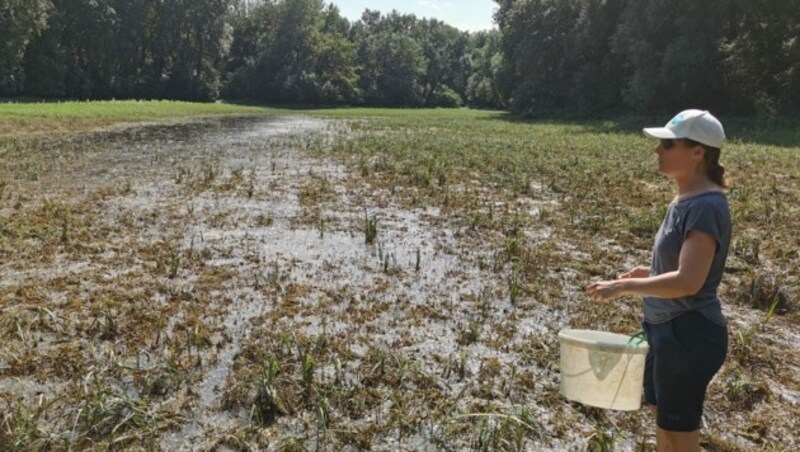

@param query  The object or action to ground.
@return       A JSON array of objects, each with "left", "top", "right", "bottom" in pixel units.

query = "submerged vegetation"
[{"left": 1, "top": 106, "right": 798, "bottom": 449}]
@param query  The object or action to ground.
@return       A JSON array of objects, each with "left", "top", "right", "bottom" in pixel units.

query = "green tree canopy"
[{"left": 0, "top": 0, "right": 52, "bottom": 95}]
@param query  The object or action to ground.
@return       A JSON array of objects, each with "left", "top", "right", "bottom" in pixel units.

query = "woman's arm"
[
  {"left": 619, "top": 266, "right": 650, "bottom": 279},
  {"left": 586, "top": 230, "right": 717, "bottom": 301}
]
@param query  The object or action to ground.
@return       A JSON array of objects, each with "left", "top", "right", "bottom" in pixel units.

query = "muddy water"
[
  {"left": 0, "top": 115, "right": 631, "bottom": 450},
  {"left": 150, "top": 122, "right": 527, "bottom": 448},
  {"left": 63, "top": 116, "right": 564, "bottom": 449},
  {"left": 2, "top": 115, "right": 499, "bottom": 448},
  {"left": 5, "top": 114, "right": 799, "bottom": 450}
]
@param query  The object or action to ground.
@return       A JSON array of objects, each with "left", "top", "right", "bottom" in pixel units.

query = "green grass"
[{"left": 0, "top": 100, "right": 283, "bottom": 136}]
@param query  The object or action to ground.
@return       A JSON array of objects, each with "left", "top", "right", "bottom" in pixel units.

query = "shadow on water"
[{"left": 481, "top": 111, "right": 800, "bottom": 148}]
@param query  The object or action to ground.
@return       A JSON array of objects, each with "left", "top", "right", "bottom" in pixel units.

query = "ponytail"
[
  {"left": 703, "top": 147, "right": 727, "bottom": 188},
  {"left": 681, "top": 138, "right": 727, "bottom": 188}
]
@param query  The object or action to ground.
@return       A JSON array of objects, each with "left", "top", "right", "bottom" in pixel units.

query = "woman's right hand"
[{"left": 619, "top": 266, "right": 650, "bottom": 279}]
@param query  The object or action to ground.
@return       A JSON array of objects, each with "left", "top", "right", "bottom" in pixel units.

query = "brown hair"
[{"left": 681, "top": 138, "right": 727, "bottom": 188}]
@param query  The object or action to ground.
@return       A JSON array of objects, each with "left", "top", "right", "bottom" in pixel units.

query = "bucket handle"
[{"left": 627, "top": 330, "right": 647, "bottom": 346}]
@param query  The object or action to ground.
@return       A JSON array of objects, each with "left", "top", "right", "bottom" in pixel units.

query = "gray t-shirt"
[{"left": 643, "top": 191, "right": 731, "bottom": 326}]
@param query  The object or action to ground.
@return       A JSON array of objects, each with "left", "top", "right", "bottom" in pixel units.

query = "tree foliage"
[
  {"left": 1, "top": 0, "right": 797, "bottom": 113},
  {"left": 225, "top": 3, "right": 481, "bottom": 107},
  {"left": 0, "top": 0, "right": 52, "bottom": 95},
  {"left": 465, "top": 31, "right": 505, "bottom": 109},
  {"left": 18, "top": 0, "right": 232, "bottom": 100},
  {"left": 496, "top": 0, "right": 800, "bottom": 115}
]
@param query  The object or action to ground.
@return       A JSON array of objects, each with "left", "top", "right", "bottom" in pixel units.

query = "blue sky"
[{"left": 327, "top": 0, "right": 497, "bottom": 32}]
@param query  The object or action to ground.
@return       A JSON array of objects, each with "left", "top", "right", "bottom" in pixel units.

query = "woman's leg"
[
  {"left": 648, "top": 313, "right": 727, "bottom": 451},
  {"left": 656, "top": 428, "right": 700, "bottom": 452}
]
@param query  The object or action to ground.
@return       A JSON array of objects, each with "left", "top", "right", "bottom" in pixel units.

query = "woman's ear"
[{"left": 691, "top": 145, "right": 705, "bottom": 161}]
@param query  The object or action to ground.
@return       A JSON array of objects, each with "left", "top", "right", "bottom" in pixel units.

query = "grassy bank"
[{"left": 0, "top": 100, "right": 283, "bottom": 136}]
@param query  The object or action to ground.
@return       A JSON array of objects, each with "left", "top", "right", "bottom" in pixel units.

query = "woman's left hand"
[{"left": 586, "top": 280, "right": 624, "bottom": 302}]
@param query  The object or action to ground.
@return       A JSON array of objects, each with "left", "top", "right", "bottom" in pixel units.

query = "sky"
[{"left": 327, "top": 0, "right": 497, "bottom": 32}]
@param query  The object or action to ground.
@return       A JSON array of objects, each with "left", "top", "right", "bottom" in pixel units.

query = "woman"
[{"left": 586, "top": 109, "right": 731, "bottom": 452}]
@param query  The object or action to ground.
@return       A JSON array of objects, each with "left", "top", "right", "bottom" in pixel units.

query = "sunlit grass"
[{"left": 0, "top": 100, "right": 284, "bottom": 136}]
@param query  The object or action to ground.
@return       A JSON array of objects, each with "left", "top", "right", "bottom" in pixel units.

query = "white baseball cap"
[{"left": 643, "top": 109, "right": 725, "bottom": 149}]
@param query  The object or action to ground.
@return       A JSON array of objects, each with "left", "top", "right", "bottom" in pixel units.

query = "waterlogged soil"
[{"left": 1, "top": 115, "right": 798, "bottom": 450}]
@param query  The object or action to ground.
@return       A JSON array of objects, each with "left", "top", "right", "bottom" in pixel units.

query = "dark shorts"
[{"left": 643, "top": 311, "right": 728, "bottom": 432}]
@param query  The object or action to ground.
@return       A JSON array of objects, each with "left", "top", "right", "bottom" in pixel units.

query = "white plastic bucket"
[{"left": 558, "top": 329, "right": 649, "bottom": 411}]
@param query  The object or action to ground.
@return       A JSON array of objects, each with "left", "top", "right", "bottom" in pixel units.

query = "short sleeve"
[{"left": 681, "top": 202, "right": 724, "bottom": 250}]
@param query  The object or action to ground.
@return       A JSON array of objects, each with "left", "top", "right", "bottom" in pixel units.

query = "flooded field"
[{"left": 1, "top": 113, "right": 798, "bottom": 450}]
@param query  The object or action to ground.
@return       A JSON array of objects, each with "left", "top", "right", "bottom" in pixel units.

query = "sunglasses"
[{"left": 660, "top": 139, "right": 677, "bottom": 150}]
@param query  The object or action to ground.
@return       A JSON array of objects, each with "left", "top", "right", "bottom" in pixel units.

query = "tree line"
[
  {"left": 495, "top": 0, "right": 800, "bottom": 115},
  {"left": 1, "top": 0, "right": 798, "bottom": 115}
]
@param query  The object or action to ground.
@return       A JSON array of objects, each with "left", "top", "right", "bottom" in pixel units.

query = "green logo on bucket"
[{"left": 589, "top": 350, "right": 621, "bottom": 380}]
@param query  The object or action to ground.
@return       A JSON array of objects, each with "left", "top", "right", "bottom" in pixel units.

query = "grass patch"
[{"left": 0, "top": 100, "right": 284, "bottom": 137}]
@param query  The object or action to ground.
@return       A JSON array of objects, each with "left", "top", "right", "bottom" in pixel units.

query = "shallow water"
[{"left": 3, "top": 115, "right": 795, "bottom": 450}]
